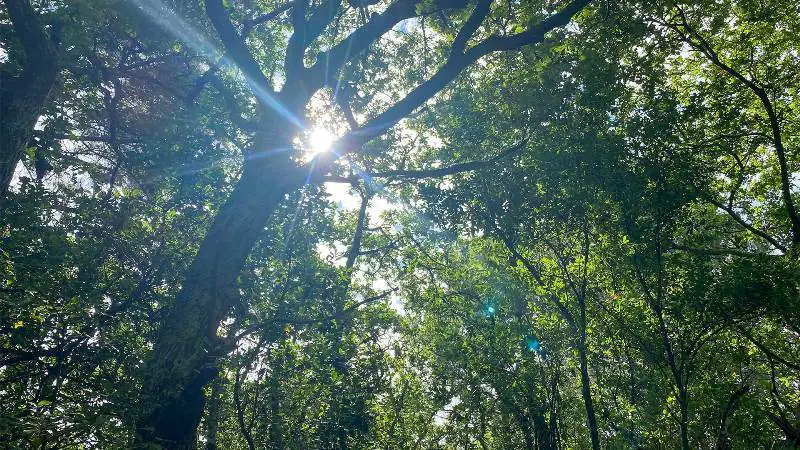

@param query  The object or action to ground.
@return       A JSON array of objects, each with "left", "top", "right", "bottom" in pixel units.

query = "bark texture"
[
  {"left": 204, "top": 376, "right": 225, "bottom": 450},
  {"left": 136, "top": 124, "right": 305, "bottom": 447},
  {"left": 0, "top": 0, "right": 59, "bottom": 205}
]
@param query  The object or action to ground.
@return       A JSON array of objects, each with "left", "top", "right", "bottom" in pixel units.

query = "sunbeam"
[{"left": 129, "top": 0, "right": 304, "bottom": 128}]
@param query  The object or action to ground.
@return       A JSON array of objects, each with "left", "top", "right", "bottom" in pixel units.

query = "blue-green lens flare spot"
[
  {"left": 526, "top": 337, "right": 541, "bottom": 352},
  {"left": 483, "top": 302, "right": 497, "bottom": 318}
]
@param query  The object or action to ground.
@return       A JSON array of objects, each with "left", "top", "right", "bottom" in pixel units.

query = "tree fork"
[
  {"left": 0, "top": 0, "right": 59, "bottom": 206},
  {"left": 134, "top": 0, "right": 593, "bottom": 445}
]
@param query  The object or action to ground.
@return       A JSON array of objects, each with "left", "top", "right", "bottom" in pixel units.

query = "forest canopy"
[{"left": 1, "top": 0, "right": 799, "bottom": 448}]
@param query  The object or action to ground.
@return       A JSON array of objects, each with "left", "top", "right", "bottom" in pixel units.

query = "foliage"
[{"left": 1, "top": 0, "right": 799, "bottom": 448}]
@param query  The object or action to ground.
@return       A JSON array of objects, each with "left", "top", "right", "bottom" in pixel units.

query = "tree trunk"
[
  {"left": 0, "top": 0, "right": 59, "bottom": 206},
  {"left": 577, "top": 335, "right": 600, "bottom": 450},
  {"left": 678, "top": 387, "right": 690, "bottom": 450},
  {"left": 549, "top": 371, "right": 560, "bottom": 449},
  {"left": 655, "top": 301, "right": 690, "bottom": 450},
  {"left": 715, "top": 383, "right": 749, "bottom": 450},
  {"left": 204, "top": 375, "right": 225, "bottom": 450},
  {"left": 519, "top": 416, "right": 535, "bottom": 450},
  {"left": 532, "top": 410, "right": 555, "bottom": 450},
  {"left": 234, "top": 364, "right": 256, "bottom": 450},
  {"left": 268, "top": 343, "right": 285, "bottom": 449},
  {"left": 321, "top": 190, "right": 369, "bottom": 450},
  {"left": 576, "top": 223, "right": 600, "bottom": 450},
  {"left": 136, "top": 125, "right": 304, "bottom": 448}
]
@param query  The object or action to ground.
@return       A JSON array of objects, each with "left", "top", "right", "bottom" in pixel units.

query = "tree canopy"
[{"left": 1, "top": 0, "right": 799, "bottom": 448}]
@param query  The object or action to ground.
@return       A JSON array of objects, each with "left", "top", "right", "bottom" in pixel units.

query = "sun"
[{"left": 308, "top": 127, "right": 335, "bottom": 157}]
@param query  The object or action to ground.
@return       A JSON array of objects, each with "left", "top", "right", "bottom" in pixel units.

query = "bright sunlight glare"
[{"left": 308, "top": 128, "right": 335, "bottom": 157}]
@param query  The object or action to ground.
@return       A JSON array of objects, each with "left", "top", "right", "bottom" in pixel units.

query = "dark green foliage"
[{"left": 1, "top": 0, "right": 799, "bottom": 448}]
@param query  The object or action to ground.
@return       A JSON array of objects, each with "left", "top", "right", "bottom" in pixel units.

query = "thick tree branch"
[
  {"left": 282, "top": 0, "right": 342, "bottom": 84},
  {"left": 450, "top": 0, "right": 491, "bottom": 56},
  {"left": 491, "top": 224, "right": 579, "bottom": 332},
  {"left": 187, "top": 65, "right": 221, "bottom": 104},
  {"left": 356, "top": 241, "right": 397, "bottom": 257},
  {"left": 3, "top": 0, "right": 57, "bottom": 64},
  {"left": 136, "top": 0, "right": 590, "bottom": 441},
  {"left": 305, "top": 0, "right": 471, "bottom": 91},
  {"left": 0, "top": 0, "right": 59, "bottom": 203},
  {"left": 205, "top": 0, "right": 274, "bottom": 93},
  {"left": 233, "top": 365, "right": 257, "bottom": 450},
  {"left": 284, "top": 0, "right": 311, "bottom": 81},
  {"left": 41, "top": 133, "right": 139, "bottom": 145},
  {"left": 305, "top": 0, "right": 413, "bottom": 89},
  {"left": 467, "top": 0, "right": 590, "bottom": 53},
  {"left": 317, "top": 0, "right": 590, "bottom": 161},
  {"left": 0, "top": 348, "right": 60, "bottom": 367},
  {"left": 666, "top": 244, "right": 760, "bottom": 258},
  {"left": 304, "top": 0, "right": 342, "bottom": 49},
  {"left": 333, "top": 82, "right": 360, "bottom": 128},
  {"left": 736, "top": 325, "right": 800, "bottom": 372},
  {"left": 715, "top": 382, "right": 750, "bottom": 449}
]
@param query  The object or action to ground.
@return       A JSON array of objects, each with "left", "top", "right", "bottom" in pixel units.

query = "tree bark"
[
  {"left": 496, "top": 228, "right": 600, "bottom": 450},
  {"left": 653, "top": 280, "right": 690, "bottom": 450},
  {"left": 578, "top": 222, "right": 600, "bottom": 450},
  {"left": 532, "top": 410, "right": 555, "bottom": 450},
  {"left": 519, "top": 415, "right": 535, "bottom": 450},
  {"left": 578, "top": 335, "right": 600, "bottom": 450},
  {"left": 668, "top": 10, "right": 800, "bottom": 249},
  {"left": 327, "top": 191, "right": 369, "bottom": 450},
  {"left": 678, "top": 386, "right": 690, "bottom": 450},
  {"left": 204, "top": 375, "right": 225, "bottom": 450},
  {"left": 135, "top": 125, "right": 304, "bottom": 448},
  {"left": 549, "top": 371, "right": 560, "bottom": 449},
  {"left": 656, "top": 295, "right": 691, "bottom": 450},
  {"left": 267, "top": 344, "right": 285, "bottom": 449},
  {"left": 234, "top": 364, "right": 256, "bottom": 450},
  {"left": 0, "top": 0, "right": 59, "bottom": 206}
]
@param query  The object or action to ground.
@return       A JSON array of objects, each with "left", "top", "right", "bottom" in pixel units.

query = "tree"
[
  {"left": 129, "top": 0, "right": 593, "bottom": 446},
  {"left": 3, "top": 0, "right": 800, "bottom": 447}
]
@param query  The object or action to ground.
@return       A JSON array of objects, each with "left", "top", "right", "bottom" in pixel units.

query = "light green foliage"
[{"left": 1, "top": 0, "right": 799, "bottom": 448}]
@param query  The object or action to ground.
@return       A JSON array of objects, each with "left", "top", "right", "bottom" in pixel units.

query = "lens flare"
[{"left": 309, "top": 128, "right": 335, "bottom": 154}]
